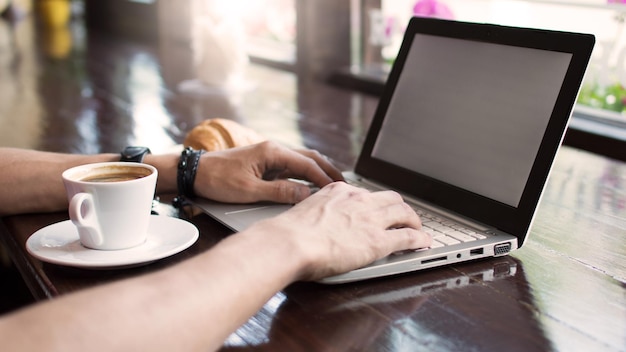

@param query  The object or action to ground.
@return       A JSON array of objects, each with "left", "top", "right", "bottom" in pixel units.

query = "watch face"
[{"left": 122, "top": 147, "right": 151, "bottom": 162}]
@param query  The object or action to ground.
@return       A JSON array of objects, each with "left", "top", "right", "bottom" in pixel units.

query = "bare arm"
[
  {"left": 0, "top": 220, "right": 303, "bottom": 352},
  {"left": 0, "top": 148, "right": 119, "bottom": 215},
  {"left": 0, "top": 142, "right": 341, "bottom": 215},
  {"left": 0, "top": 182, "right": 431, "bottom": 351},
  {"left": 0, "top": 148, "right": 187, "bottom": 216}
]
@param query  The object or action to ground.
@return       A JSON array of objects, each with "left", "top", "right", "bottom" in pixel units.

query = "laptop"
[{"left": 192, "top": 17, "right": 595, "bottom": 284}]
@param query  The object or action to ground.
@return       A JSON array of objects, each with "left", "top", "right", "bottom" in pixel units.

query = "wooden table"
[{"left": 0, "top": 16, "right": 624, "bottom": 351}]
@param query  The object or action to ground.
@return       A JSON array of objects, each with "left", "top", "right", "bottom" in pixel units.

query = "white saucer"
[{"left": 26, "top": 216, "right": 199, "bottom": 269}]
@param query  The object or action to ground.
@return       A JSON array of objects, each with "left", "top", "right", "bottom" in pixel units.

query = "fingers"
[
  {"left": 379, "top": 200, "right": 423, "bottom": 230},
  {"left": 385, "top": 227, "right": 432, "bottom": 252},
  {"left": 195, "top": 142, "right": 345, "bottom": 204},
  {"left": 262, "top": 143, "right": 343, "bottom": 187},
  {"left": 364, "top": 192, "right": 432, "bottom": 251},
  {"left": 294, "top": 149, "right": 344, "bottom": 182},
  {"left": 255, "top": 179, "right": 312, "bottom": 204},
  {"left": 330, "top": 182, "right": 430, "bottom": 234},
  {"left": 281, "top": 182, "right": 433, "bottom": 280},
  {"left": 348, "top": 191, "right": 432, "bottom": 251},
  {"left": 321, "top": 183, "right": 422, "bottom": 229}
]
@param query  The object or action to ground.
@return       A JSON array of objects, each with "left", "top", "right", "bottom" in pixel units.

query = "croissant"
[{"left": 183, "top": 118, "right": 265, "bottom": 151}]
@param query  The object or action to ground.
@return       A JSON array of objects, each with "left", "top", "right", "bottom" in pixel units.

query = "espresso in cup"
[
  {"left": 79, "top": 165, "right": 151, "bottom": 183},
  {"left": 62, "top": 162, "right": 158, "bottom": 250}
]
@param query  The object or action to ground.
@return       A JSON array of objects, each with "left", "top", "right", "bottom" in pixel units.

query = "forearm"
[
  {"left": 0, "top": 221, "right": 305, "bottom": 352},
  {"left": 0, "top": 148, "right": 181, "bottom": 216},
  {"left": 0, "top": 148, "right": 118, "bottom": 215}
]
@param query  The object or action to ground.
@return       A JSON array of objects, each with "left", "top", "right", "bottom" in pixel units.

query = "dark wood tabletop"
[{"left": 0, "top": 14, "right": 624, "bottom": 352}]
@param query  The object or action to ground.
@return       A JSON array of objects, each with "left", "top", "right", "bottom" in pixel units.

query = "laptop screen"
[
  {"left": 356, "top": 17, "right": 594, "bottom": 239},
  {"left": 372, "top": 34, "right": 572, "bottom": 207}
]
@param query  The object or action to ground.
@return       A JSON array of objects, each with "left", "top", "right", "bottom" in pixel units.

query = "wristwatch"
[{"left": 120, "top": 146, "right": 151, "bottom": 163}]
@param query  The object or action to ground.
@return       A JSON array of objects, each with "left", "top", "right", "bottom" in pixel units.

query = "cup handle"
[{"left": 68, "top": 192, "right": 104, "bottom": 247}]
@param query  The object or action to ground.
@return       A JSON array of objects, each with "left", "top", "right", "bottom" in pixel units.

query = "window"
[
  {"left": 343, "top": 0, "right": 626, "bottom": 160},
  {"left": 240, "top": 0, "right": 297, "bottom": 68}
]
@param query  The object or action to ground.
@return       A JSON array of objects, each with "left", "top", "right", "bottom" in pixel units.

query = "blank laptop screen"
[{"left": 372, "top": 34, "right": 573, "bottom": 207}]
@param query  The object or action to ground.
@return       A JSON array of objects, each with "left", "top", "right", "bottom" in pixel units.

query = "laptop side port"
[
  {"left": 470, "top": 248, "right": 484, "bottom": 256},
  {"left": 494, "top": 242, "right": 512, "bottom": 256},
  {"left": 421, "top": 256, "right": 447, "bottom": 265}
]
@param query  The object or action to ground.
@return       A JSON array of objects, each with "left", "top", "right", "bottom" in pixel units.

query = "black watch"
[{"left": 120, "top": 146, "right": 151, "bottom": 163}]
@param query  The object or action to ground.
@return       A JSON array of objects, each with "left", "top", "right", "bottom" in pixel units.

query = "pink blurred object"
[
  {"left": 607, "top": 0, "right": 626, "bottom": 3},
  {"left": 413, "top": 0, "right": 455, "bottom": 19}
]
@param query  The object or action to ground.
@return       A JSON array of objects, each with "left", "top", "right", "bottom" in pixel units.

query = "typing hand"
[
  {"left": 257, "top": 182, "right": 432, "bottom": 281},
  {"left": 194, "top": 141, "right": 343, "bottom": 204}
]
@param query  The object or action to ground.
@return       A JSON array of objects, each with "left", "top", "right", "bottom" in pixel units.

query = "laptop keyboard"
[
  {"left": 414, "top": 209, "right": 487, "bottom": 248},
  {"left": 345, "top": 178, "right": 488, "bottom": 249}
]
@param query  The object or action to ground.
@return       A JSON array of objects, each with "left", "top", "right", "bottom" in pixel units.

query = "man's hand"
[
  {"left": 250, "top": 182, "right": 433, "bottom": 281},
  {"left": 194, "top": 141, "right": 343, "bottom": 204}
]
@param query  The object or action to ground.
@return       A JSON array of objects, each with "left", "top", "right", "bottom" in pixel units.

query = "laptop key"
[
  {"left": 429, "top": 240, "right": 445, "bottom": 248},
  {"left": 434, "top": 235, "right": 460, "bottom": 246},
  {"left": 466, "top": 231, "right": 487, "bottom": 240},
  {"left": 446, "top": 230, "right": 477, "bottom": 242}
]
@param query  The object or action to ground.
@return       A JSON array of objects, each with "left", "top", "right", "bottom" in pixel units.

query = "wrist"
[
  {"left": 243, "top": 219, "right": 312, "bottom": 282},
  {"left": 142, "top": 154, "right": 179, "bottom": 194}
]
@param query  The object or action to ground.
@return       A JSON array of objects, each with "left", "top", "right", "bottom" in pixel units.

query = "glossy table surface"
[{"left": 0, "top": 16, "right": 625, "bottom": 352}]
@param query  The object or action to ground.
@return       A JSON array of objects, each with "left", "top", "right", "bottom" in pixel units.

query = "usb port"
[{"left": 470, "top": 248, "right": 484, "bottom": 256}]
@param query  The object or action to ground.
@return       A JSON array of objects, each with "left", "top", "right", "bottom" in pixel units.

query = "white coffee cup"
[{"left": 62, "top": 162, "right": 158, "bottom": 250}]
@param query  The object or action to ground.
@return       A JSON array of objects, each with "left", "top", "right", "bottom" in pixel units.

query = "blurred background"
[{"left": 1, "top": 0, "right": 625, "bottom": 313}]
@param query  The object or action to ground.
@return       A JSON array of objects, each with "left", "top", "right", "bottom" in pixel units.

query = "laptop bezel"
[{"left": 355, "top": 17, "right": 595, "bottom": 241}]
